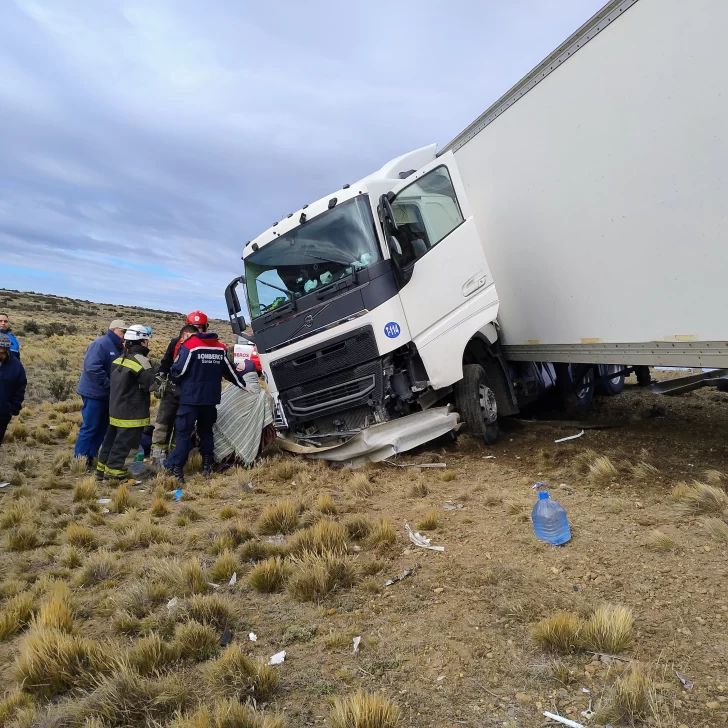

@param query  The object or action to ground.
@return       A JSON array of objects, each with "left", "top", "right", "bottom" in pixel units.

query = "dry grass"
[
  {"left": 209, "top": 550, "right": 241, "bottom": 582},
  {"left": 596, "top": 664, "right": 654, "bottom": 725},
  {"left": 6, "top": 525, "right": 39, "bottom": 552},
  {"left": 58, "top": 543, "right": 84, "bottom": 568},
  {"left": 0, "top": 499, "right": 34, "bottom": 529},
  {"left": 645, "top": 529, "right": 674, "bottom": 552},
  {"left": 0, "top": 592, "right": 36, "bottom": 640},
  {"left": 257, "top": 499, "right": 299, "bottom": 534},
  {"left": 328, "top": 690, "right": 401, "bottom": 728},
  {"left": 588, "top": 455, "right": 620, "bottom": 485},
  {"left": 704, "top": 468, "right": 725, "bottom": 485},
  {"left": 572, "top": 448, "right": 599, "bottom": 474},
  {"left": 344, "top": 515, "right": 372, "bottom": 541},
  {"left": 670, "top": 481, "right": 691, "bottom": 501},
  {"left": 126, "top": 633, "right": 181, "bottom": 675},
  {"left": 583, "top": 603, "right": 633, "bottom": 654},
  {"left": 186, "top": 594, "right": 237, "bottom": 630},
  {"left": 66, "top": 522, "right": 98, "bottom": 549},
  {"left": 116, "top": 519, "right": 173, "bottom": 550},
  {"left": 439, "top": 469, "right": 457, "bottom": 482},
  {"left": 288, "top": 551, "right": 358, "bottom": 602},
  {"left": 416, "top": 510, "right": 439, "bottom": 531},
  {"left": 73, "top": 477, "right": 98, "bottom": 503},
  {"left": 408, "top": 481, "right": 429, "bottom": 498},
  {"left": 249, "top": 557, "right": 291, "bottom": 593},
  {"left": 75, "top": 549, "right": 121, "bottom": 586},
  {"left": 631, "top": 461, "right": 660, "bottom": 482},
  {"left": 112, "top": 579, "right": 169, "bottom": 618},
  {"left": 368, "top": 517, "right": 397, "bottom": 547},
  {"left": 532, "top": 612, "right": 586, "bottom": 654},
  {"left": 324, "top": 632, "right": 351, "bottom": 650},
  {"left": 703, "top": 517, "right": 728, "bottom": 543},
  {"left": 112, "top": 483, "right": 138, "bottom": 513},
  {"left": 172, "top": 557, "right": 211, "bottom": 596},
  {"left": 171, "top": 699, "right": 284, "bottom": 728},
  {"left": 239, "top": 540, "right": 276, "bottom": 562},
  {"left": 288, "top": 518, "right": 348, "bottom": 556},
  {"left": 15, "top": 627, "right": 113, "bottom": 697},
  {"left": 269, "top": 459, "right": 300, "bottom": 482},
  {"left": 219, "top": 505, "right": 238, "bottom": 519},
  {"left": 675, "top": 481, "right": 728, "bottom": 514},
  {"left": 151, "top": 497, "right": 169, "bottom": 517},
  {"left": 349, "top": 472, "right": 374, "bottom": 498},
  {"left": 173, "top": 620, "right": 220, "bottom": 661},
  {"left": 33, "top": 583, "right": 74, "bottom": 632},
  {"left": 317, "top": 492, "right": 338, "bottom": 515},
  {"left": 0, "top": 691, "right": 33, "bottom": 725},
  {"left": 206, "top": 643, "right": 279, "bottom": 701}
]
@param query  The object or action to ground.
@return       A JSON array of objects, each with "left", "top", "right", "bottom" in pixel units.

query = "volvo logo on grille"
[{"left": 303, "top": 315, "right": 314, "bottom": 327}]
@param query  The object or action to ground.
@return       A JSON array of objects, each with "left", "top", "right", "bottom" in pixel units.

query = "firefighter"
[
  {"left": 164, "top": 326, "right": 244, "bottom": 482},
  {"left": 96, "top": 325, "right": 156, "bottom": 484}
]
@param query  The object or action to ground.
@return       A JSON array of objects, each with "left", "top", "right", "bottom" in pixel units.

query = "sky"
[{"left": 1, "top": 0, "right": 605, "bottom": 318}]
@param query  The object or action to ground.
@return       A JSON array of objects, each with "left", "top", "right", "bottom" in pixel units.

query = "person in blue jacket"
[
  {"left": 0, "top": 333, "right": 27, "bottom": 447},
  {"left": 0, "top": 313, "right": 20, "bottom": 358},
  {"left": 74, "top": 319, "right": 127, "bottom": 470}
]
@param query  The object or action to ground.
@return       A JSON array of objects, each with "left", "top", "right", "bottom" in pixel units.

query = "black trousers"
[
  {"left": 152, "top": 383, "right": 180, "bottom": 448},
  {"left": 97, "top": 425, "right": 143, "bottom": 477},
  {"left": 0, "top": 415, "right": 11, "bottom": 447}
]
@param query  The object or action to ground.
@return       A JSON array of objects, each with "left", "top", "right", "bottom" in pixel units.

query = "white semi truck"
[{"left": 225, "top": 0, "right": 728, "bottom": 455}]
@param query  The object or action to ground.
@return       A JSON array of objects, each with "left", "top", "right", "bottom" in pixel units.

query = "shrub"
[
  {"left": 48, "top": 377, "right": 75, "bottom": 402},
  {"left": 22, "top": 320, "right": 40, "bottom": 334}
]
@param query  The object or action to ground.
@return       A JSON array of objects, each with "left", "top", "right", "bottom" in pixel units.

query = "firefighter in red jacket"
[{"left": 164, "top": 328, "right": 245, "bottom": 482}]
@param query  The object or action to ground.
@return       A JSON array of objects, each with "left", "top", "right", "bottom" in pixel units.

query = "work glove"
[{"left": 153, "top": 375, "right": 167, "bottom": 400}]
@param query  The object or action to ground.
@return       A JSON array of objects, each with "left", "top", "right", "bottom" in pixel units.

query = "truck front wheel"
[{"left": 455, "top": 364, "right": 499, "bottom": 445}]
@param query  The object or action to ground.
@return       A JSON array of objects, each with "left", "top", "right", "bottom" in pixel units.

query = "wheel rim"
[
  {"left": 606, "top": 364, "right": 622, "bottom": 385},
  {"left": 575, "top": 368, "right": 595, "bottom": 399},
  {"left": 478, "top": 384, "right": 498, "bottom": 424}
]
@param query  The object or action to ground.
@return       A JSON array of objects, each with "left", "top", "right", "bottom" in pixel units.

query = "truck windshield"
[{"left": 244, "top": 196, "right": 381, "bottom": 320}]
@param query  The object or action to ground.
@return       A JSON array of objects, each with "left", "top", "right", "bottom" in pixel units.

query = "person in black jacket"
[
  {"left": 96, "top": 325, "right": 156, "bottom": 483},
  {"left": 0, "top": 333, "right": 26, "bottom": 447},
  {"left": 150, "top": 323, "right": 199, "bottom": 461}
]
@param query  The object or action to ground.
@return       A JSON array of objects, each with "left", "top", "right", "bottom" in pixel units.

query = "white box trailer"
[
  {"left": 444, "top": 0, "right": 728, "bottom": 369},
  {"left": 225, "top": 0, "right": 728, "bottom": 458}
]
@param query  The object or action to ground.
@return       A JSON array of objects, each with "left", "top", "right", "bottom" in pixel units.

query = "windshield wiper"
[{"left": 258, "top": 279, "right": 297, "bottom": 310}]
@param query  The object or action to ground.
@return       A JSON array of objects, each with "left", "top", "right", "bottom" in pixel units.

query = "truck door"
[{"left": 381, "top": 152, "right": 498, "bottom": 360}]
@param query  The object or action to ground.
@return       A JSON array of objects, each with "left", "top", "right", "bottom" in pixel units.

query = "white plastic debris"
[
  {"left": 266, "top": 535, "right": 286, "bottom": 545},
  {"left": 249, "top": 632, "right": 257, "bottom": 642},
  {"left": 167, "top": 597, "right": 179, "bottom": 609},
  {"left": 482, "top": 455, "right": 496, "bottom": 459},
  {"left": 405, "top": 524, "right": 445, "bottom": 552},
  {"left": 97, "top": 498, "right": 112, "bottom": 504},
  {"left": 0, "top": 482, "right": 10, "bottom": 488},
  {"left": 385, "top": 568, "right": 414, "bottom": 587},
  {"left": 208, "top": 582, "right": 221, "bottom": 590},
  {"left": 102, "top": 508, "right": 110, "bottom": 514},
  {"left": 229, "top": 572, "right": 237, "bottom": 587},
  {"left": 443, "top": 504, "right": 457, "bottom": 510},
  {"left": 269, "top": 650, "right": 286, "bottom": 665},
  {"left": 247, "top": 481, "right": 253, "bottom": 489},
  {"left": 675, "top": 670, "right": 694, "bottom": 688},
  {"left": 554, "top": 430, "right": 585, "bottom": 443},
  {"left": 352, "top": 636, "right": 361, "bottom": 653},
  {"left": 543, "top": 712, "right": 585, "bottom": 728}
]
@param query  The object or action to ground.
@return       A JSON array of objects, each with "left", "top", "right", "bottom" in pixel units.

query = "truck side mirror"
[{"left": 224, "top": 277, "right": 247, "bottom": 336}]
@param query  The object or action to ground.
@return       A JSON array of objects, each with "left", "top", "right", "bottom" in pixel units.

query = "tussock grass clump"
[
  {"left": 631, "top": 462, "right": 660, "bottom": 482},
  {"left": 408, "top": 480, "right": 429, "bottom": 498},
  {"left": 206, "top": 643, "right": 279, "bottom": 701},
  {"left": 572, "top": 448, "right": 599, "bottom": 474},
  {"left": 112, "top": 580, "right": 169, "bottom": 618},
  {"left": 112, "top": 610, "right": 142, "bottom": 636},
  {"left": 171, "top": 698, "right": 284, "bottom": 728},
  {"left": 344, "top": 516, "right": 372, "bottom": 541},
  {"left": 184, "top": 450, "right": 203, "bottom": 475},
  {"left": 583, "top": 603, "right": 633, "bottom": 653},
  {"left": 219, "top": 505, "right": 238, "bottom": 519},
  {"left": 112, "top": 483, "right": 138, "bottom": 513},
  {"left": 324, "top": 632, "right": 350, "bottom": 650},
  {"left": 9, "top": 423, "right": 29, "bottom": 441},
  {"left": 127, "top": 633, "right": 181, "bottom": 675},
  {"left": 155, "top": 557, "right": 210, "bottom": 596},
  {"left": 33, "top": 583, "right": 74, "bottom": 632},
  {"left": 0, "top": 690, "right": 33, "bottom": 725},
  {"left": 66, "top": 522, "right": 98, "bottom": 549},
  {"left": 209, "top": 550, "right": 241, "bottom": 582},
  {"left": 349, "top": 472, "right": 375, "bottom": 498},
  {"left": 596, "top": 664, "right": 653, "bottom": 725},
  {"left": 75, "top": 549, "right": 121, "bottom": 586},
  {"left": 439, "top": 469, "right": 457, "bottom": 482},
  {"left": 257, "top": 499, "right": 299, "bottom": 535},
  {"left": 151, "top": 497, "right": 169, "bottom": 517},
  {"left": 328, "top": 690, "right": 401, "bottom": 728},
  {"left": 186, "top": 594, "right": 237, "bottom": 630},
  {"left": 269, "top": 459, "right": 300, "bottom": 482},
  {"left": 6, "top": 525, "right": 39, "bottom": 551},
  {"left": 670, "top": 481, "right": 691, "bottom": 501},
  {"left": 361, "top": 559, "right": 385, "bottom": 576},
  {"left": 117, "top": 519, "right": 174, "bottom": 550},
  {"left": 1, "top": 499, "right": 33, "bottom": 529},
  {"left": 704, "top": 517, "right": 728, "bottom": 543},
  {"left": 676, "top": 481, "right": 728, "bottom": 515},
  {"left": 52, "top": 452, "right": 72, "bottom": 475},
  {"left": 317, "top": 492, "right": 338, "bottom": 515},
  {"left": 249, "top": 557, "right": 290, "bottom": 593},
  {"left": 416, "top": 510, "right": 439, "bottom": 531},
  {"left": 0, "top": 592, "right": 36, "bottom": 640},
  {"left": 15, "top": 628, "right": 113, "bottom": 697},
  {"left": 645, "top": 529, "right": 674, "bottom": 552},
  {"left": 70, "top": 455, "right": 89, "bottom": 475},
  {"left": 58, "top": 543, "right": 83, "bottom": 568},
  {"left": 239, "top": 540, "right": 274, "bottom": 563},
  {"left": 287, "top": 551, "right": 358, "bottom": 602},
  {"left": 532, "top": 612, "right": 586, "bottom": 654},
  {"left": 704, "top": 468, "right": 725, "bottom": 485},
  {"left": 288, "top": 518, "right": 348, "bottom": 556},
  {"left": 174, "top": 620, "right": 220, "bottom": 661},
  {"left": 368, "top": 518, "right": 397, "bottom": 547},
  {"left": 588, "top": 455, "right": 619, "bottom": 486}
]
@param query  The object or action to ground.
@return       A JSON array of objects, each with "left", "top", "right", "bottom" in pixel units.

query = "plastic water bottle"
[
  {"left": 532, "top": 491, "right": 571, "bottom": 545},
  {"left": 129, "top": 446, "right": 145, "bottom": 477}
]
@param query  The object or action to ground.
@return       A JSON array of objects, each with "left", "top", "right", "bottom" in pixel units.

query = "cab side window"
[{"left": 390, "top": 166, "right": 464, "bottom": 267}]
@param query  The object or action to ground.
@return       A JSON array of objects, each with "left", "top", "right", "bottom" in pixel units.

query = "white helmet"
[{"left": 124, "top": 324, "right": 151, "bottom": 341}]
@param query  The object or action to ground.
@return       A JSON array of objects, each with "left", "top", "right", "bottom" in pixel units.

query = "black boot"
[
  {"left": 171, "top": 464, "right": 185, "bottom": 484},
  {"left": 201, "top": 454, "right": 213, "bottom": 479}
]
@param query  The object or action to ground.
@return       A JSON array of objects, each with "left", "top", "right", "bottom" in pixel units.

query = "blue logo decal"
[
  {"left": 264, "top": 371, "right": 269, "bottom": 384},
  {"left": 384, "top": 322, "right": 401, "bottom": 339}
]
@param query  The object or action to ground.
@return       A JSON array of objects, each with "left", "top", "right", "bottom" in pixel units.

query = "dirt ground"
[{"left": 0, "top": 289, "right": 727, "bottom": 727}]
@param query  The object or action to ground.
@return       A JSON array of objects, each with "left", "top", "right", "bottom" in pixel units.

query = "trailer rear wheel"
[
  {"left": 455, "top": 364, "right": 499, "bottom": 445},
  {"left": 635, "top": 365, "right": 652, "bottom": 386},
  {"left": 596, "top": 364, "right": 625, "bottom": 396}
]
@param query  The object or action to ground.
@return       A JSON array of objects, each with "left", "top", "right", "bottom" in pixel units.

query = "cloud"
[{"left": 1, "top": 0, "right": 604, "bottom": 318}]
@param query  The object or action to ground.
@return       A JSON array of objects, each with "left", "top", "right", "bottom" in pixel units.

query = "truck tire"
[
  {"left": 454, "top": 364, "right": 499, "bottom": 445},
  {"left": 635, "top": 365, "right": 652, "bottom": 387},
  {"left": 572, "top": 364, "right": 596, "bottom": 411},
  {"left": 596, "top": 364, "right": 625, "bottom": 396}
]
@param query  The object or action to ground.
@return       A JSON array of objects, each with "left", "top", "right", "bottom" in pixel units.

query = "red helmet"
[{"left": 186, "top": 311, "right": 208, "bottom": 326}]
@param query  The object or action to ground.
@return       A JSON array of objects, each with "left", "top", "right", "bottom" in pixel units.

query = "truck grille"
[{"left": 287, "top": 375, "right": 376, "bottom": 415}]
